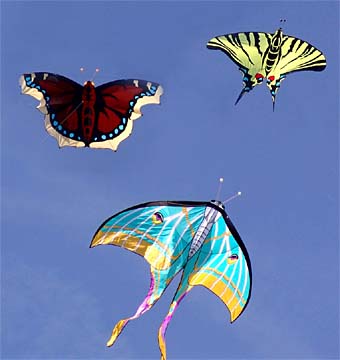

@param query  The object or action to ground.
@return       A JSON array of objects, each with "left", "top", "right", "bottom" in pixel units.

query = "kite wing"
[
  {"left": 189, "top": 206, "right": 252, "bottom": 322},
  {"left": 91, "top": 79, "right": 163, "bottom": 150},
  {"left": 157, "top": 203, "right": 251, "bottom": 360},
  {"left": 20, "top": 72, "right": 85, "bottom": 148},
  {"left": 265, "top": 34, "right": 326, "bottom": 107},
  {"left": 207, "top": 32, "right": 271, "bottom": 104},
  {"left": 90, "top": 201, "right": 207, "bottom": 349}
]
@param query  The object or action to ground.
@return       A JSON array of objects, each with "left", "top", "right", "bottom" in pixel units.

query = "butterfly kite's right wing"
[
  {"left": 92, "top": 79, "right": 163, "bottom": 151},
  {"left": 20, "top": 72, "right": 85, "bottom": 148},
  {"left": 189, "top": 207, "right": 252, "bottom": 322},
  {"left": 90, "top": 201, "right": 207, "bottom": 348},
  {"left": 207, "top": 32, "right": 272, "bottom": 104}
]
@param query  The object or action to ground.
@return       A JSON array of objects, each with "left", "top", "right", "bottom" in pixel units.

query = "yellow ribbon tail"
[
  {"left": 158, "top": 326, "right": 167, "bottom": 360},
  {"left": 106, "top": 319, "right": 128, "bottom": 347}
]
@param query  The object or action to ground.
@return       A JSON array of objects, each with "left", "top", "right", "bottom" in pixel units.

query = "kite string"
[{"left": 40, "top": 101, "right": 83, "bottom": 144}]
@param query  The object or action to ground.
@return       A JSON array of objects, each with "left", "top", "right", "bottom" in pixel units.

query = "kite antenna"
[
  {"left": 222, "top": 191, "right": 242, "bottom": 205},
  {"left": 279, "top": 19, "right": 287, "bottom": 29},
  {"left": 90, "top": 68, "right": 100, "bottom": 82},
  {"left": 79, "top": 67, "right": 100, "bottom": 82},
  {"left": 215, "top": 177, "right": 224, "bottom": 200}
]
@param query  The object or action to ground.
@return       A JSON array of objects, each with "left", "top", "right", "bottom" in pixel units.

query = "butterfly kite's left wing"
[
  {"left": 207, "top": 32, "right": 271, "bottom": 104},
  {"left": 20, "top": 72, "right": 85, "bottom": 148},
  {"left": 92, "top": 79, "right": 163, "bottom": 150},
  {"left": 90, "top": 201, "right": 207, "bottom": 349},
  {"left": 189, "top": 207, "right": 252, "bottom": 322}
]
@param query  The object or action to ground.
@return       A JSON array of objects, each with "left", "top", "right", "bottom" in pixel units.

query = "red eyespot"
[
  {"left": 268, "top": 76, "right": 275, "bottom": 82},
  {"left": 255, "top": 73, "right": 264, "bottom": 79}
]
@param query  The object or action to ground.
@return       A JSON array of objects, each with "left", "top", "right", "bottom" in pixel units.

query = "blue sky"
[{"left": 1, "top": 1, "right": 339, "bottom": 359}]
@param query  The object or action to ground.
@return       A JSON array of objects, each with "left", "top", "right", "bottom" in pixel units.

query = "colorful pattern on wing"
[
  {"left": 91, "top": 202, "right": 207, "bottom": 270},
  {"left": 19, "top": 72, "right": 163, "bottom": 150},
  {"left": 207, "top": 28, "right": 326, "bottom": 108},
  {"left": 90, "top": 201, "right": 252, "bottom": 360}
]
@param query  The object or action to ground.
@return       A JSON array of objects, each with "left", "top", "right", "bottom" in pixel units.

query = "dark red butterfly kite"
[{"left": 20, "top": 72, "right": 163, "bottom": 151}]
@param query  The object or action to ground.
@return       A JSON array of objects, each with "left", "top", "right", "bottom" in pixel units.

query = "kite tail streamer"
[
  {"left": 107, "top": 271, "right": 165, "bottom": 347},
  {"left": 158, "top": 288, "right": 192, "bottom": 360}
]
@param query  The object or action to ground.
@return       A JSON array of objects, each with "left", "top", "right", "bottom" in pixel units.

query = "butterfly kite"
[
  {"left": 19, "top": 72, "right": 163, "bottom": 150},
  {"left": 207, "top": 27, "right": 327, "bottom": 109},
  {"left": 90, "top": 200, "right": 252, "bottom": 359}
]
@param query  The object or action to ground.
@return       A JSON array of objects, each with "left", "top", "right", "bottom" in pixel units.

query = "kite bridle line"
[{"left": 40, "top": 101, "right": 84, "bottom": 145}]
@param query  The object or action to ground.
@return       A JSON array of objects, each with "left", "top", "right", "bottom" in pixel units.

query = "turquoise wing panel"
[
  {"left": 90, "top": 201, "right": 207, "bottom": 270},
  {"left": 189, "top": 208, "right": 252, "bottom": 322}
]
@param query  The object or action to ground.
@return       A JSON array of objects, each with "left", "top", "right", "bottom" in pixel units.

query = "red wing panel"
[{"left": 94, "top": 79, "right": 162, "bottom": 139}]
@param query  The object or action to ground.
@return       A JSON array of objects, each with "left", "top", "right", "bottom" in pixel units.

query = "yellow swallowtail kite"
[{"left": 207, "top": 27, "right": 327, "bottom": 109}]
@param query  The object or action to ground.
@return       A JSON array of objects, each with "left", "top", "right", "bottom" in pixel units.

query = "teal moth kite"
[
  {"left": 207, "top": 27, "right": 326, "bottom": 109},
  {"left": 90, "top": 200, "right": 252, "bottom": 360}
]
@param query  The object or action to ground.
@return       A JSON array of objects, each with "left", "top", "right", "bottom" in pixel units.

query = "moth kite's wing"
[
  {"left": 188, "top": 206, "right": 252, "bottom": 322},
  {"left": 90, "top": 201, "right": 207, "bottom": 349}
]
